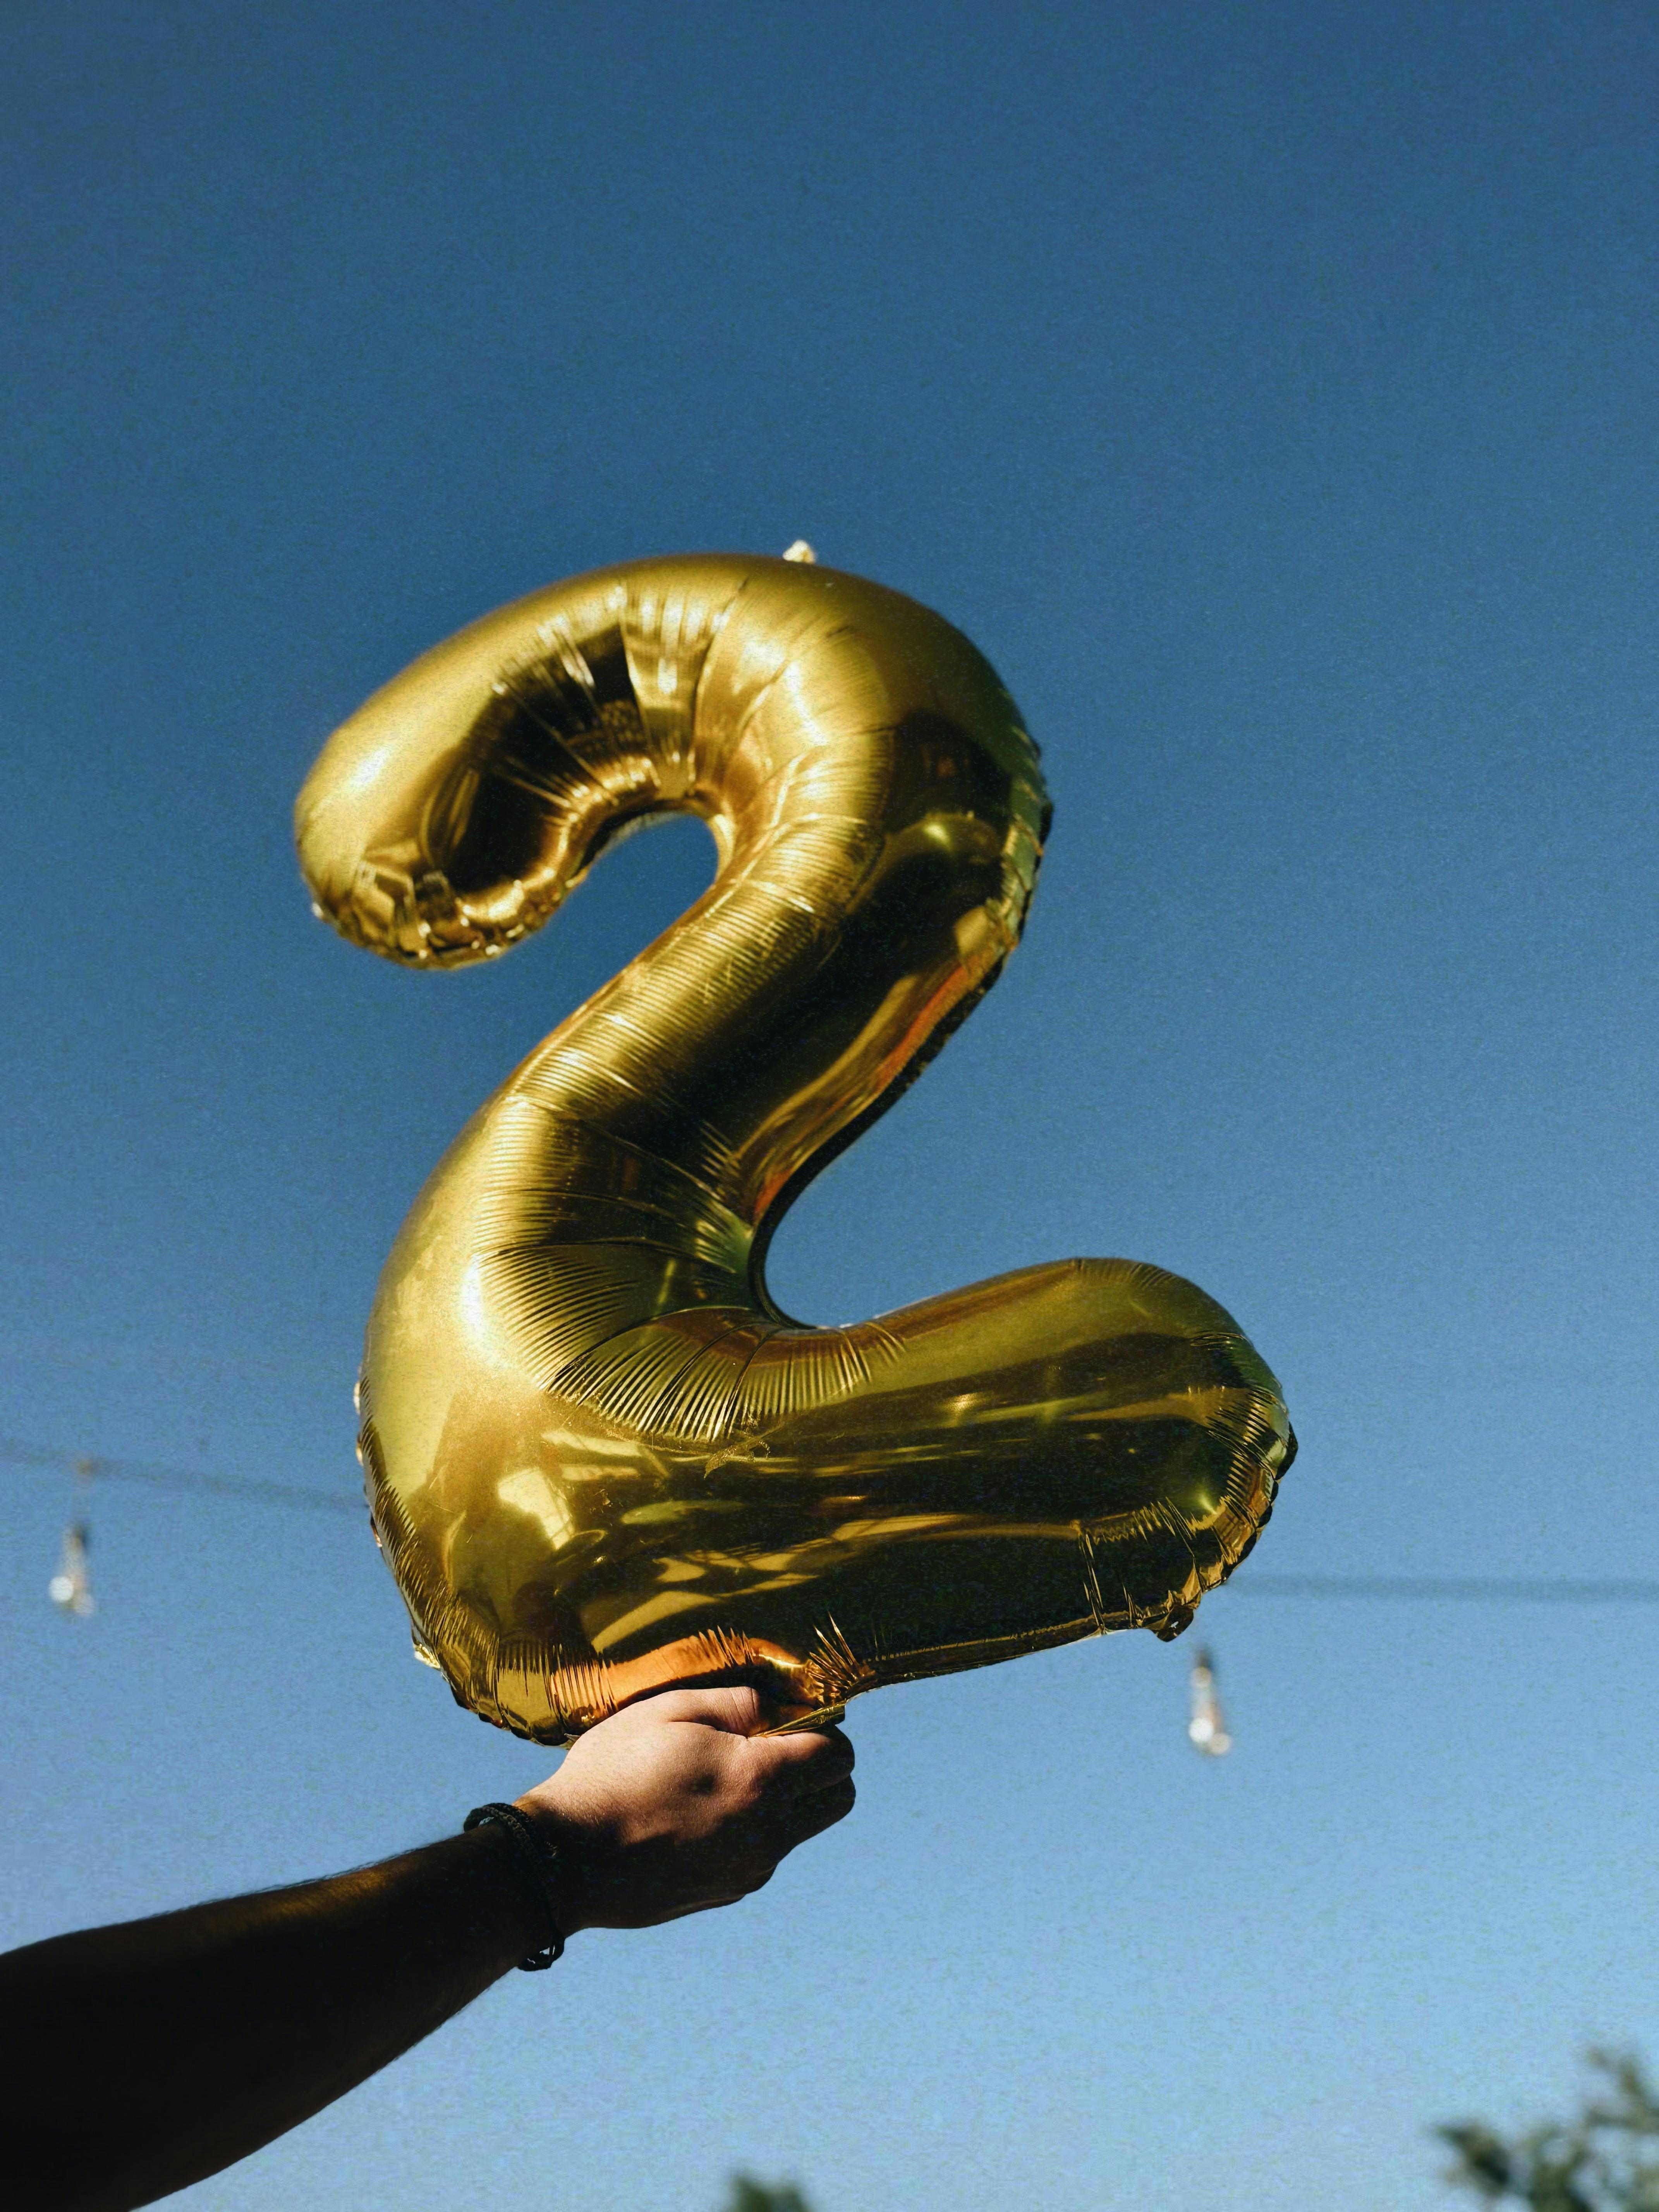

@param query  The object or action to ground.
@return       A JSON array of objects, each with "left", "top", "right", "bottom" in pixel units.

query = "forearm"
[
  {"left": 0, "top": 1825, "right": 544, "bottom": 2212},
  {"left": 0, "top": 1688, "right": 854, "bottom": 2211}
]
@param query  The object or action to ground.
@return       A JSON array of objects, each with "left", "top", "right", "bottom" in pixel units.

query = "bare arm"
[{"left": 1, "top": 1686, "right": 854, "bottom": 2212}]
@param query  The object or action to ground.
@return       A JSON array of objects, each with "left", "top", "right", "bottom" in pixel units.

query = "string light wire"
[
  {"left": 2, "top": 1436, "right": 359, "bottom": 1517},
  {"left": 1230, "top": 1572, "right": 1659, "bottom": 1604},
  {"left": 4, "top": 1437, "right": 1656, "bottom": 1600}
]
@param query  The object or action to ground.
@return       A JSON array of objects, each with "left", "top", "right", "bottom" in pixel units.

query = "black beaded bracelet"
[{"left": 463, "top": 1801, "right": 567, "bottom": 1970}]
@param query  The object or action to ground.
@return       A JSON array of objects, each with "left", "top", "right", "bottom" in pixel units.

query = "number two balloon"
[{"left": 296, "top": 553, "right": 1292, "bottom": 1741}]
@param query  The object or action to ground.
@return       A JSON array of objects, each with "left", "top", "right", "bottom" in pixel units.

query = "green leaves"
[
  {"left": 722, "top": 2179, "right": 814, "bottom": 2212},
  {"left": 1438, "top": 2051, "right": 1659, "bottom": 2210}
]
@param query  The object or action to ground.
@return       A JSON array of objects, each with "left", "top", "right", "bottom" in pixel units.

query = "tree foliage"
[
  {"left": 722, "top": 2177, "right": 814, "bottom": 2212},
  {"left": 1439, "top": 2051, "right": 1659, "bottom": 2210},
  {"left": 712, "top": 2055, "right": 1659, "bottom": 2210}
]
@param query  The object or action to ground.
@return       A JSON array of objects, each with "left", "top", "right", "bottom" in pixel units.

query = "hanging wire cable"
[
  {"left": 1, "top": 1437, "right": 359, "bottom": 1516},
  {"left": 1228, "top": 1573, "right": 1659, "bottom": 1604},
  {"left": 1, "top": 1438, "right": 1656, "bottom": 1599}
]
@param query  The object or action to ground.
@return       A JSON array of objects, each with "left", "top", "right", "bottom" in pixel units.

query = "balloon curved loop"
[{"left": 297, "top": 554, "right": 1292, "bottom": 1740}]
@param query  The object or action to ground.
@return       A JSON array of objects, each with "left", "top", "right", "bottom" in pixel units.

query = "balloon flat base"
[{"left": 763, "top": 1703, "right": 847, "bottom": 1736}]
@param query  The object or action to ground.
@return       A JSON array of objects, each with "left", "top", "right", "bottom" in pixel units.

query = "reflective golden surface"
[{"left": 296, "top": 553, "right": 1293, "bottom": 1741}]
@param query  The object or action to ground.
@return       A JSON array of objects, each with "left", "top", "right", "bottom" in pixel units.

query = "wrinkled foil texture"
[{"left": 296, "top": 553, "right": 1294, "bottom": 1741}]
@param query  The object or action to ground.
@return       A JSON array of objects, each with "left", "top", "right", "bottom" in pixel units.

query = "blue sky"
[{"left": 3, "top": 3, "right": 1656, "bottom": 2206}]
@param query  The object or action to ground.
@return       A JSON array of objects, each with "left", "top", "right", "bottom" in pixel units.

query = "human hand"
[{"left": 516, "top": 1686, "right": 855, "bottom": 1934}]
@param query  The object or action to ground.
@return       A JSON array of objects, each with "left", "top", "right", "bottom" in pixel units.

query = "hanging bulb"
[
  {"left": 49, "top": 1521, "right": 94, "bottom": 1617},
  {"left": 1187, "top": 1647, "right": 1230, "bottom": 1756}
]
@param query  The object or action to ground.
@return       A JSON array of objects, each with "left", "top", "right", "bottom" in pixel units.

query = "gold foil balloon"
[{"left": 297, "top": 553, "right": 1293, "bottom": 1741}]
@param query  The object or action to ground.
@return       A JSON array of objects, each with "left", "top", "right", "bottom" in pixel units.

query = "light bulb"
[
  {"left": 49, "top": 1522, "right": 94, "bottom": 1618},
  {"left": 1187, "top": 1647, "right": 1230, "bottom": 1756}
]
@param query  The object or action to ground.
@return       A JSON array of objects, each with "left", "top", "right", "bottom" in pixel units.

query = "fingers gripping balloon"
[{"left": 297, "top": 555, "right": 1293, "bottom": 1742}]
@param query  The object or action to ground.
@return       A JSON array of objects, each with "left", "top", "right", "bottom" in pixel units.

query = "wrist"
[
  {"left": 456, "top": 1819, "right": 568, "bottom": 1966},
  {"left": 511, "top": 1794, "right": 592, "bottom": 1937}
]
